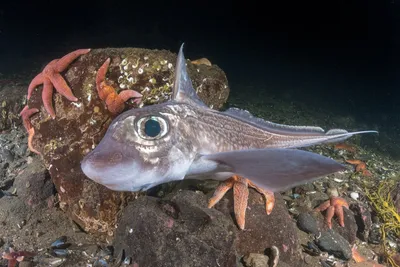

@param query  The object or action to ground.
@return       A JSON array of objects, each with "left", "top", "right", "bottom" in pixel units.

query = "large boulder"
[{"left": 26, "top": 47, "right": 230, "bottom": 236}]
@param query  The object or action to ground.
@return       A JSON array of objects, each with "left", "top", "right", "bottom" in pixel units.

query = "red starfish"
[
  {"left": 314, "top": 196, "right": 349, "bottom": 229},
  {"left": 19, "top": 105, "right": 40, "bottom": 155},
  {"left": 27, "top": 48, "right": 91, "bottom": 119},
  {"left": 96, "top": 58, "right": 142, "bottom": 114},
  {"left": 346, "top": 159, "right": 372, "bottom": 177},
  {"left": 208, "top": 175, "right": 275, "bottom": 230},
  {"left": 2, "top": 247, "right": 35, "bottom": 267}
]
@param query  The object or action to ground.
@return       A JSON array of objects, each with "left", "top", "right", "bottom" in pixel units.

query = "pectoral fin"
[{"left": 202, "top": 148, "right": 345, "bottom": 192}]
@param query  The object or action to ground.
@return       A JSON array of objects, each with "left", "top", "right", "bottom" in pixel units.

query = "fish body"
[{"left": 81, "top": 44, "right": 377, "bottom": 193}]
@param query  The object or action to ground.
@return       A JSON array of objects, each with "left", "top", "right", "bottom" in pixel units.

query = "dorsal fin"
[{"left": 172, "top": 43, "right": 208, "bottom": 107}]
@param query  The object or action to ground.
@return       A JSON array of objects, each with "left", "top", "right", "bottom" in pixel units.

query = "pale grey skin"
[{"left": 81, "top": 44, "right": 377, "bottom": 194}]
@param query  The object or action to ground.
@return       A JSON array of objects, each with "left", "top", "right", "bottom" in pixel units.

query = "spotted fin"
[
  {"left": 172, "top": 43, "right": 208, "bottom": 107},
  {"left": 202, "top": 148, "right": 346, "bottom": 192}
]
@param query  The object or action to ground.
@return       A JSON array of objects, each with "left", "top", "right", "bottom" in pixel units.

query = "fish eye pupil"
[{"left": 144, "top": 118, "right": 161, "bottom": 137}]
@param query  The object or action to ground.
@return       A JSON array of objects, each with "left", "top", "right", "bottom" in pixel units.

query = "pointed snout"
[
  {"left": 80, "top": 137, "right": 141, "bottom": 191},
  {"left": 81, "top": 149, "right": 123, "bottom": 187},
  {"left": 81, "top": 149, "right": 123, "bottom": 176}
]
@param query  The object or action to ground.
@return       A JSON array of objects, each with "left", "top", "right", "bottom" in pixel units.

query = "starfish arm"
[
  {"left": 325, "top": 206, "right": 335, "bottom": 229},
  {"left": 27, "top": 128, "right": 41, "bottom": 155},
  {"left": 96, "top": 58, "right": 111, "bottom": 101},
  {"left": 208, "top": 178, "right": 235, "bottom": 208},
  {"left": 118, "top": 90, "right": 143, "bottom": 102},
  {"left": 248, "top": 180, "right": 275, "bottom": 215},
  {"left": 7, "top": 258, "right": 17, "bottom": 267},
  {"left": 105, "top": 94, "right": 125, "bottom": 114},
  {"left": 233, "top": 177, "right": 249, "bottom": 230},
  {"left": 334, "top": 205, "right": 345, "bottom": 227},
  {"left": 27, "top": 73, "right": 44, "bottom": 99},
  {"left": 20, "top": 105, "right": 39, "bottom": 131},
  {"left": 42, "top": 79, "right": 56, "bottom": 118},
  {"left": 49, "top": 72, "right": 78, "bottom": 102},
  {"left": 346, "top": 159, "right": 363, "bottom": 165},
  {"left": 55, "top": 48, "right": 91, "bottom": 72},
  {"left": 314, "top": 200, "right": 331, "bottom": 212}
]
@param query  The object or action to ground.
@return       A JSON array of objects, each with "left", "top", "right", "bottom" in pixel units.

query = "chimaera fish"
[{"left": 81, "top": 44, "right": 377, "bottom": 224}]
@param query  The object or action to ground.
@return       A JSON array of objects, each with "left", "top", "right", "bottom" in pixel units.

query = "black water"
[{"left": 0, "top": 0, "right": 399, "bottom": 156}]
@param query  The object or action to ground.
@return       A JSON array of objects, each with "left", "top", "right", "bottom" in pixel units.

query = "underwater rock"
[
  {"left": 350, "top": 202, "right": 372, "bottom": 242},
  {"left": 113, "top": 190, "right": 237, "bottom": 267},
  {"left": 212, "top": 190, "right": 306, "bottom": 267},
  {"left": 13, "top": 157, "right": 54, "bottom": 209},
  {"left": 297, "top": 212, "right": 321, "bottom": 235},
  {"left": 26, "top": 47, "right": 230, "bottom": 235},
  {"left": 315, "top": 230, "right": 352, "bottom": 260},
  {"left": 331, "top": 207, "right": 358, "bottom": 245}
]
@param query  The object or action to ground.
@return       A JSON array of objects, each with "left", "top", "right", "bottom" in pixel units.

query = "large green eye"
[{"left": 136, "top": 115, "right": 168, "bottom": 140}]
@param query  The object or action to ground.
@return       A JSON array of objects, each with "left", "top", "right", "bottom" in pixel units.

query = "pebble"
[
  {"left": 242, "top": 253, "right": 269, "bottom": 267},
  {"left": 350, "top": 192, "right": 359, "bottom": 200},
  {"left": 326, "top": 187, "right": 339, "bottom": 197},
  {"left": 368, "top": 223, "right": 382, "bottom": 244},
  {"left": 297, "top": 212, "right": 320, "bottom": 235}
]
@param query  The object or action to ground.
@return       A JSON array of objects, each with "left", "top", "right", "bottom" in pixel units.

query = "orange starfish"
[
  {"left": 208, "top": 175, "right": 275, "bottom": 230},
  {"left": 96, "top": 58, "right": 142, "bottom": 114},
  {"left": 19, "top": 105, "right": 40, "bottom": 155},
  {"left": 346, "top": 159, "right": 372, "bottom": 177},
  {"left": 334, "top": 143, "right": 357, "bottom": 153},
  {"left": 351, "top": 246, "right": 386, "bottom": 267},
  {"left": 315, "top": 196, "right": 349, "bottom": 229},
  {"left": 27, "top": 48, "right": 91, "bottom": 119}
]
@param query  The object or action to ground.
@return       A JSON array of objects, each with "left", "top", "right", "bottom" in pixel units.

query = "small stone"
[
  {"left": 297, "top": 212, "right": 320, "bottom": 235},
  {"left": 35, "top": 231, "right": 43, "bottom": 237},
  {"left": 26, "top": 156, "right": 33, "bottom": 164},
  {"left": 368, "top": 223, "right": 382, "bottom": 244},
  {"left": 350, "top": 192, "right": 359, "bottom": 200},
  {"left": 242, "top": 253, "right": 269, "bottom": 267},
  {"left": 326, "top": 187, "right": 339, "bottom": 197}
]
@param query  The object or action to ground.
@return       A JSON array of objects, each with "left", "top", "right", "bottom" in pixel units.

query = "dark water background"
[{"left": 0, "top": 0, "right": 399, "bottom": 156}]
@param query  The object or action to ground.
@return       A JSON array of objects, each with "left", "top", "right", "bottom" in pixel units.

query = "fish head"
[
  {"left": 82, "top": 43, "right": 207, "bottom": 192},
  {"left": 81, "top": 103, "right": 198, "bottom": 191}
]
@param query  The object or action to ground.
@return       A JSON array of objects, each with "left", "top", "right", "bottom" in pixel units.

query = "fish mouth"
[{"left": 80, "top": 150, "right": 156, "bottom": 192}]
